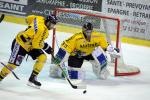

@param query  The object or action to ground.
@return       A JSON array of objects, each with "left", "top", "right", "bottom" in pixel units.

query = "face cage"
[{"left": 85, "top": 30, "right": 92, "bottom": 36}]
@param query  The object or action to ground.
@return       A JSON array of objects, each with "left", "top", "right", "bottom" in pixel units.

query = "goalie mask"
[{"left": 82, "top": 22, "right": 93, "bottom": 36}]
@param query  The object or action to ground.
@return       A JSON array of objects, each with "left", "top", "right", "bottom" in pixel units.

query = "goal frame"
[{"left": 52, "top": 8, "right": 140, "bottom": 76}]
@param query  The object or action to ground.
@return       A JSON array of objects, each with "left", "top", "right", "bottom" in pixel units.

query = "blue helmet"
[{"left": 45, "top": 14, "right": 57, "bottom": 24}]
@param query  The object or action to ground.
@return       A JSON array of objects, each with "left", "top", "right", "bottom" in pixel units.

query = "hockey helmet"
[
  {"left": 45, "top": 14, "right": 57, "bottom": 24},
  {"left": 82, "top": 22, "right": 93, "bottom": 35}
]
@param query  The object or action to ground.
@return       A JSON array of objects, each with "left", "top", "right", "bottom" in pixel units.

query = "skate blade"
[{"left": 27, "top": 82, "right": 41, "bottom": 89}]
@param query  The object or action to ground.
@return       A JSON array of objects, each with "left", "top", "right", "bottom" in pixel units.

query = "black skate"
[
  {"left": 0, "top": 74, "right": 4, "bottom": 83},
  {"left": 27, "top": 73, "right": 41, "bottom": 89}
]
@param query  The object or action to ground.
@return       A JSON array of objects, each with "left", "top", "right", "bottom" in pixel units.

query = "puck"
[{"left": 83, "top": 90, "right": 87, "bottom": 94}]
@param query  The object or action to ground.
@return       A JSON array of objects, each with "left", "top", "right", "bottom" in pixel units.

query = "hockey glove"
[
  {"left": 72, "top": 50, "right": 82, "bottom": 58},
  {"left": 43, "top": 42, "right": 53, "bottom": 54},
  {"left": 107, "top": 45, "right": 120, "bottom": 58},
  {"left": 52, "top": 48, "right": 68, "bottom": 65},
  {"left": 52, "top": 55, "right": 62, "bottom": 65}
]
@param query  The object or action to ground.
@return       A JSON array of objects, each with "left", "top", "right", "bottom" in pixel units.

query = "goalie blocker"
[{"left": 50, "top": 46, "right": 120, "bottom": 80}]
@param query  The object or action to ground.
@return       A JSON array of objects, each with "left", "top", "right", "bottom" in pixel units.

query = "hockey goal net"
[{"left": 52, "top": 8, "right": 140, "bottom": 76}]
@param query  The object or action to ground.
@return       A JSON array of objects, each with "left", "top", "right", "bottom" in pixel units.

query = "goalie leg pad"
[
  {"left": 92, "top": 46, "right": 107, "bottom": 70},
  {"left": 91, "top": 46, "right": 109, "bottom": 79},
  {"left": 49, "top": 64, "right": 62, "bottom": 78},
  {"left": 68, "top": 67, "right": 85, "bottom": 80},
  {"left": 90, "top": 60, "right": 110, "bottom": 80},
  {"left": 68, "top": 70, "right": 78, "bottom": 79}
]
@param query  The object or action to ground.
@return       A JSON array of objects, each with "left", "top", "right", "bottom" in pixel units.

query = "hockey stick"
[
  {"left": 0, "top": 62, "right": 20, "bottom": 80},
  {"left": 51, "top": 54, "right": 86, "bottom": 89},
  {"left": 0, "top": 14, "right": 5, "bottom": 23}
]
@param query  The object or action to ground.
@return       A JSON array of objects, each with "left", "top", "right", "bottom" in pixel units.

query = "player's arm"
[
  {"left": 42, "top": 42, "right": 53, "bottom": 54},
  {"left": 25, "top": 15, "right": 36, "bottom": 25},
  {"left": 31, "top": 17, "right": 47, "bottom": 49},
  {"left": 32, "top": 31, "right": 45, "bottom": 49},
  {"left": 99, "top": 35, "right": 109, "bottom": 50},
  {"left": 99, "top": 35, "right": 120, "bottom": 58},
  {"left": 52, "top": 34, "right": 77, "bottom": 65},
  {"left": 61, "top": 34, "right": 77, "bottom": 53}
]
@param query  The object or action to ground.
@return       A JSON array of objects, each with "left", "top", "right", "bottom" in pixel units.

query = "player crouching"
[{"left": 50, "top": 22, "right": 120, "bottom": 80}]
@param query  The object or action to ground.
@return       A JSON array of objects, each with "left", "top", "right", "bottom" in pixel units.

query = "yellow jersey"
[
  {"left": 16, "top": 15, "right": 49, "bottom": 52},
  {"left": 61, "top": 31, "right": 109, "bottom": 56}
]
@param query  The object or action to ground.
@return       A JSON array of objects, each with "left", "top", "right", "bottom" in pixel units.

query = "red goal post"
[{"left": 52, "top": 8, "right": 140, "bottom": 76}]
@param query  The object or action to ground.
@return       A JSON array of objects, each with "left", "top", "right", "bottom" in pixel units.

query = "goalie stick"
[
  {"left": 51, "top": 54, "right": 86, "bottom": 89},
  {"left": 0, "top": 62, "right": 20, "bottom": 80},
  {"left": 0, "top": 14, "right": 5, "bottom": 23}
]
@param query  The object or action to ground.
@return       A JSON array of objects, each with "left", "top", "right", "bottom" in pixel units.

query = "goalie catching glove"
[
  {"left": 107, "top": 45, "right": 120, "bottom": 58},
  {"left": 43, "top": 42, "right": 53, "bottom": 54}
]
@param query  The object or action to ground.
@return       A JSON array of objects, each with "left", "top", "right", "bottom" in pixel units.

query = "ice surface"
[{"left": 0, "top": 22, "right": 150, "bottom": 100}]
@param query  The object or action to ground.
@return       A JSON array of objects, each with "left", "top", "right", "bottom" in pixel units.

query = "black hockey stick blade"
[
  {"left": 0, "top": 14, "right": 5, "bottom": 23},
  {"left": 65, "top": 76, "right": 87, "bottom": 89},
  {"left": 0, "top": 62, "right": 20, "bottom": 80}
]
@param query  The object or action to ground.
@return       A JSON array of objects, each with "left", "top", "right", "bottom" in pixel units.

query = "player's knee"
[
  {"left": 33, "top": 54, "right": 47, "bottom": 73},
  {"left": 92, "top": 46, "right": 108, "bottom": 69},
  {"left": 37, "top": 54, "right": 47, "bottom": 63},
  {"left": 90, "top": 60, "right": 109, "bottom": 79}
]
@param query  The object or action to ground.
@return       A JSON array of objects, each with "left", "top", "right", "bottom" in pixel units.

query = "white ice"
[{"left": 0, "top": 22, "right": 150, "bottom": 100}]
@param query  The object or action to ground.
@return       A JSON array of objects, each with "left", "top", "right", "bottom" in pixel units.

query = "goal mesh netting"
[{"left": 52, "top": 8, "right": 140, "bottom": 76}]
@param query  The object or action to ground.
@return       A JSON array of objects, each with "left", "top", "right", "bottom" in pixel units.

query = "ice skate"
[{"left": 27, "top": 74, "right": 41, "bottom": 89}]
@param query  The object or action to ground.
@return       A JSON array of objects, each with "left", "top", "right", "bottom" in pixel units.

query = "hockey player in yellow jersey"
[
  {"left": 50, "top": 22, "right": 120, "bottom": 80},
  {"left": 0, "top": 14, "right": 57, "bottom": 88}
]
